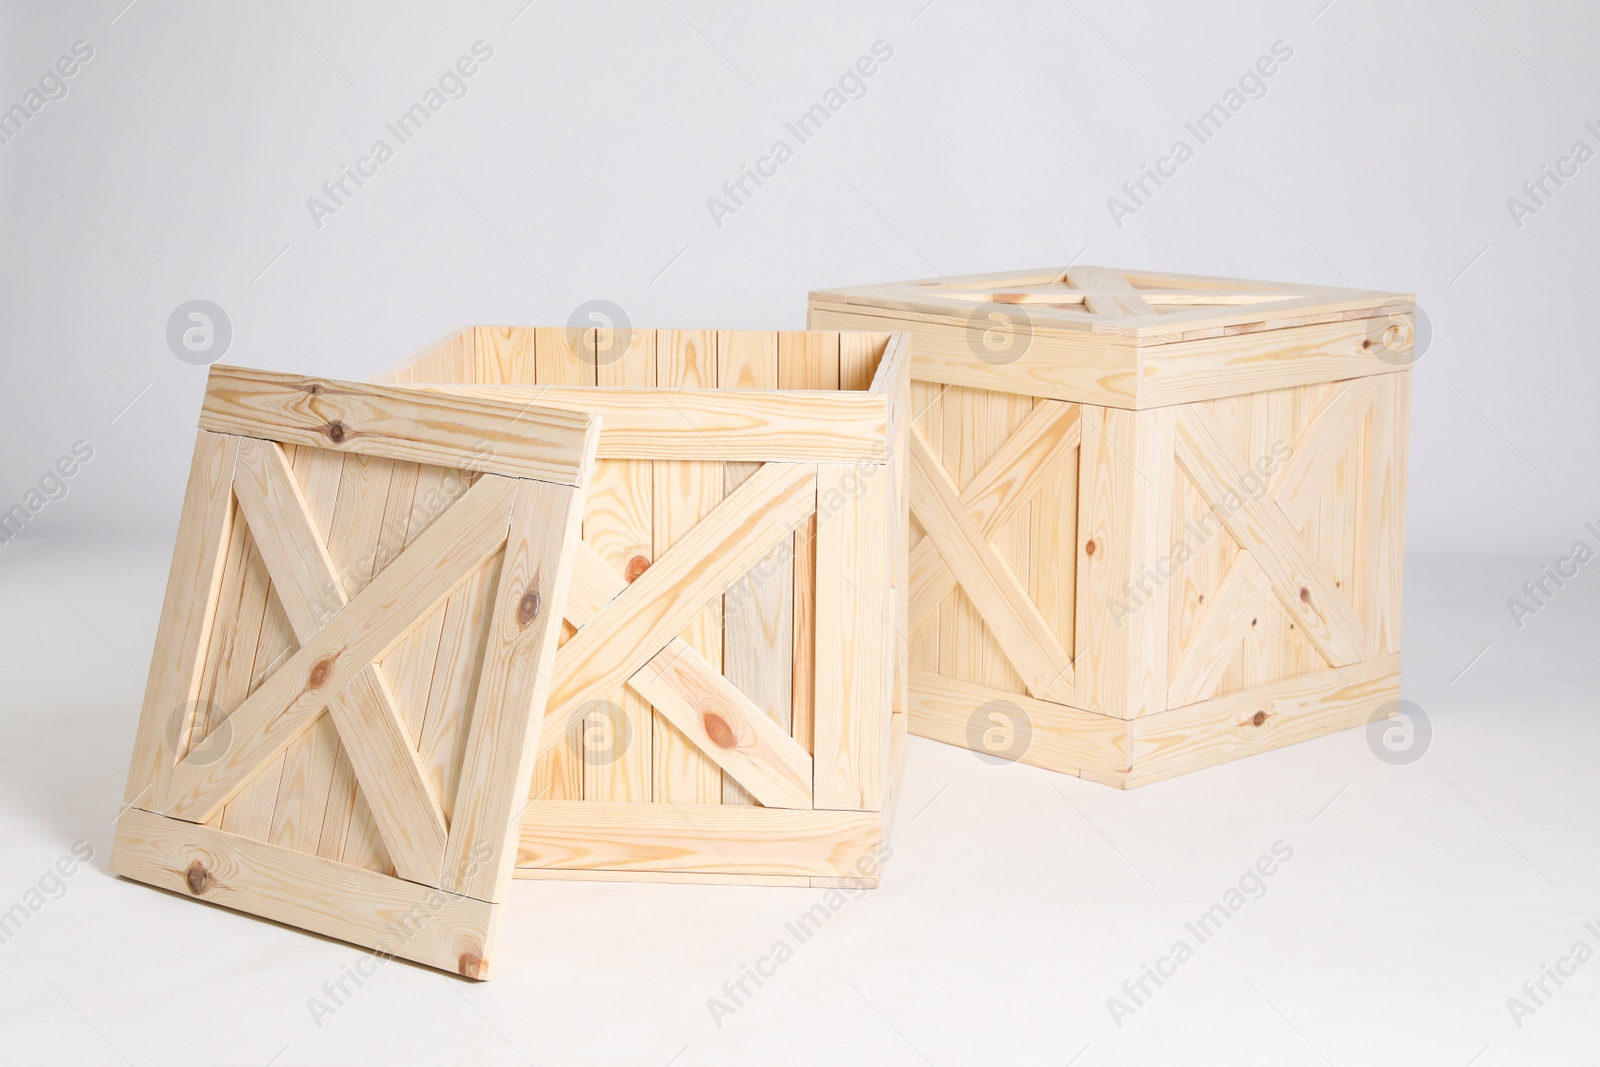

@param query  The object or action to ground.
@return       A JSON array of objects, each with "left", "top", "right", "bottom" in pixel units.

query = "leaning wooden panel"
[
  {"left": 380, "top": 327, "right": 906, "bottom": 884},
  {"left": 811, "top": 265, "right": 1412, "bottom": 786},
  {"left": 113, "top": 367, "right": 599, "bottom": 976}
]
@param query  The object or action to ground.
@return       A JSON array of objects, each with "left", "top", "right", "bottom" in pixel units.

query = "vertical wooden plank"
[
  {"left": 267, "top": 448, "right": 344, "bottom": 854},
  {"left": 652, "top": 329, "right": 724, "bottom": 803},
  {"left": 444, "top": 477, "right": 589, "bottom": 902},
  {"left": 813, "top": 460, "right": 887, "bottom": 811},
  {"left": 584, "top": 327, "right": 656, "bottom": 802},
  {"left": 475, "top": 326, "right": 536, "bottom": 385},
  {"left": 1074, "top": 405, "right": 1175, "bottom": 718},
  {"left": 210, "top": 532, "right": 274, "bottom": 836},
  {"left": 1364, "top": 372, "right": 1408, "bottom": 657},
  {"left": 377, "top": 463, "right": 460, "bottom": 745},
  {"left": 129, "top": 432, "right": 237, "bottom": 813},
  {"left": 314, "top": 452, "right": 398, "bottom": 867},
  {"left": 1029, "top": 396, "right": 1077, "bottom": 675},
  {"left": 416, "top": 557, "right": 500, "bottom": 821},
  {"left": 527, "top": 327, "right": 591, "bottom": 803},
  {"left": 719, "top": 331, "right": 791, "bottom": 806},
  {"left": 188, "top": 499, "right": 252, "bottom": 827},
  {"left": 779, "top": 331, "right": 839, "bottom": 755},
  {"left": 908, "top": 380, "right": 943, "bottom": 678}
]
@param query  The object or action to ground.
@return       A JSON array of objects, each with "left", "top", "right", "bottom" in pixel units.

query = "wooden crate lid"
[
  {"left": 809, "top": 266, "right": 1415, "bottom": 408},
  {"left": 809, "top": 265, "right": 1412, "bottom": 342},
  {"left": 111, "top": 366, "right": 599, "bottom": 978}
]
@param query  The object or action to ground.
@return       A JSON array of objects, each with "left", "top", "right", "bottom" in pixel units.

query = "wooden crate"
[
  {"left": 381, "top": 326, "right": 910, "bottom": 886},
  {"left": 112, "top": 366, "right": 599, "bottom": 977},
  {"left": 809, "top": 266, "right": 1411, "bottom": 787}
]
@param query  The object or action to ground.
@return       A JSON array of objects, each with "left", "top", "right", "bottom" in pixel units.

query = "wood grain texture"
[
  {"left": 909, "top": 426, "right": 1072, "bottom": 703},
  {"left": 1074, "top": 405, "right": 1175, "bottom": 719},
  {"left": 424, "top": 384, "right": 887, "bottom": 463},
  {"left": 544, "top": 463, "right": 817, "bottom": 753},
  {"left": 111, "top": 808, "right": 498, "bottom": 978},
  {"left": 583, "top": 326, "right": 655, "bottom": 802},
  {"left": 165, "top": 476, "right": 516, "bottom": 823},
  {"left": 124, "top": 432, "right": 238, "bottom": 811},
  {"left": 517, "top": 803, "right": 880, "bottom": 878},
  {"left": 813, "top": 461, "right": 890, "bottom": 811},
  {"left": 444, "top": 477, "right": 589, "bottom": 902},
  {"left": 201, "top": 365, "right": 597, "bottom": 486},
  {"left": 650, "top": 330, "right": 723, "bottom": 804},
  {"left": 718, "top": 330, "right": 791, "bottom": 806}
]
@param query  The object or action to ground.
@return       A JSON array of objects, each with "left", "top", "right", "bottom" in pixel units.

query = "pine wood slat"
[
  {"left": 1063, "top": 266, "right": 1155, "bottom": 319},
  {"left": 165, "top": 475, "right": 517, "bottom": 823},
  {"left": 124, "top": 432, "right": 240, "bottom": 812},
  {"left": 200, "top": 365, "right": 596, "bottom": 486},
  {"left": 908, "top": 399, "right": 1079, "bottom": 625},
  {"left": 325, "top": 668, "right": 449, "bottom": 885},
  {"left": 630, "top": 651, "right": 812, "bottom": 810},
  {"left": 443, "top": 477, "right": 588, "bottom": 902},
  {"left": 909, "top": 426, "right": 1073, "bottom": 702},
  {"left": 558, "top": 541, "right": 811, "bottom": 808},
  {"left": 424, "top": 385, "right": 887, "bottom": 463},
  {"left": 813, "top": 461, "right": 890, "bottom": 811},
  {"left": 111, "top": 808, "right": 497, "bottom": 978},
  {"left": 1174, "top": 406, "right": 1365, "bottom": 668},
  {"left": 518, "top": 803, "right": 879, "bottom": 878},
  {"left": 1167, "top": 380, "right": 1378, "bottom": 704},
  {"left": 541, "top": 462, "right": 817, "bottom": 755}
]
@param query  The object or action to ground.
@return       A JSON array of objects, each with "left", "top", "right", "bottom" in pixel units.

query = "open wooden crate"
[
  {"left": 382, "top": 326, "right": 910, "bottom": 886},
  {"left": 810, "top": 266, "right": 1410, "bottom": 787},
  {"left": 112, "top": 368, "right": 598, "bottom": 977}
]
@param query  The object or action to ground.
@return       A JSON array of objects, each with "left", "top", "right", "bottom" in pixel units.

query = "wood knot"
[
  {"left": 516, "top": 590, "right": 540, "bottom": 628},
  {"left": 1251, "top": 710, "right": 1268, "bottom": 727},
  {"left": 1298, "top": 586, "right": 1310, "bottom": 603},
  {"left": 306, "top": 383, "right": 324, "bottom": 395},
  {"left": 308, "top": 655, "right": 335, "bottom": 688},
  {"left": 458, "top": 952, "right": 486, "bottom": 979},
  {"left": 184, "top": 861, "right": 213, "bottom": 896},
  {"left": 325, "top": 420, "right": 347, "bottom": 443},
  {"left": 1084, "top": 539, "right": 1096, "bottom": 557},
  {"left": 1362, "top": 339, "right": 1372, "bottom": 350},
  {"left": 702, "top": 711, "right": 735, "bottom": 749},
  {"left": 625, "top": 555, "right": 651, "bottom": 583}
]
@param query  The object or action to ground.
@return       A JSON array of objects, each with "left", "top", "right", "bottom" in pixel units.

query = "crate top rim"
[{"left": 809, "top": 264, "right": 1414, "bottom": 345}]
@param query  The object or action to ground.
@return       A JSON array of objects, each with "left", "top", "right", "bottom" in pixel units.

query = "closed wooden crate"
[
  {"left": 381, "top": 326, "right": 910, "bottom": 886},
  {"left": 809, "top": 266, "right": 1411, "bottom": 787}
]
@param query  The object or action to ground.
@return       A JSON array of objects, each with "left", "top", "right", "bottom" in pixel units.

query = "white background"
[{"left": 1, "top": 1, "right": 1597, "bottom": 1064}]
